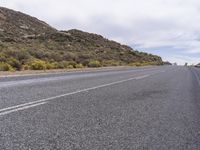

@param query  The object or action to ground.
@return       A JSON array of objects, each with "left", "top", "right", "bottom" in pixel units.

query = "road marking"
[
  {"left": 0, "top": 102, "right": 47, "bottom": 116},
  {"left": 0, "top": 73, "right": 159, "bottom": 116}
]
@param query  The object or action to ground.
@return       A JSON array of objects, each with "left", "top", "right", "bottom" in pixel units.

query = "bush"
[
  {"left": 102, "top": 60, "right": 120, "bottom": 67},
  {"left": 128, "top": 62, "right": 144, "bottom": 67},
  {"left": 46, "top": 62, "right": 56, "bottom": 70},
  {"left": 50, "top": 62, "right": 62, "bottom": 69},
  {"left": 88, "top": 60, "right": 101, "bottom": 68},
  {"left": 0, "top": 62, "right": 15, "bottom": 71},
  {"left": 129, "top": 61, "right": 160, "bottom": 67},
  {"left": 0, "top": 53, "right": 7, "bottom": 62},
  {"left": 66, "top": 65, "right": 74, "bottom": 69},
  {"left": 29, "top": 60, "right": 46, "bottom": 70},
  {"left": 75, "top": 63, "right": 84, "bottom": 68},
  {"left": 16, "top": 50, "right": 31, "bottom": 61},
  {"left": 67, "top": 61, "right": 77, "bottom": 68},
  {"left": 7, "top": 58, "right": 22, "bottom": 70},
  {"left": 5, "top": 49, "right": 30, "bottom": 61},
  {"left": 22, "top": 65, "right": 30, "bottom": 70},
  {"left": 61, "top": 61, "right": 76, "bottom": 68}
]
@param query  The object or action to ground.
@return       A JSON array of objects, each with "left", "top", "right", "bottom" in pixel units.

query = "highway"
[{"left": 0, "top": 66, "right": 200, "bottom": 150}]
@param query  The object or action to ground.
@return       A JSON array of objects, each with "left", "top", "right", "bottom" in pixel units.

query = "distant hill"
[
  {"left": 0, "top": 7, "right": 163, "bottom": 71},
  {"left": 195, "top": 63, "right": 200, "bottom": 67}
]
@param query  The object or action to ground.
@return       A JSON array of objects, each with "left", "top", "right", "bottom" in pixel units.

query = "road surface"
[{"left": 0, "top": 66, "right": 199, "bottom": 150}]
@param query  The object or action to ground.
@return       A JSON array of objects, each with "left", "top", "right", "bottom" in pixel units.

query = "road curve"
[{"left": 0, "top": 66, "right": 199, "bottom": 150}]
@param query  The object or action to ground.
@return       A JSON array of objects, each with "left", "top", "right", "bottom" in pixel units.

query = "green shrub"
[
  {"left": 66, "top": 65, "right": 74, "bottom": 69},
  {"left": 67, "top": 61, "right": 77, "bottom": 68},
  {"left": 129, "top": 61, "right": 160, "bottom": 67},
  {"left": 135, "top": 62, "right": 142, "bottom": 67},
  {"left": 88, "top": 60, "right": 101, "bottom": 68},
  {"left": 0, "top": 62, "right": 15, "bottom": 71},
  {"left": 61, "top": 61, "right": 77, "bottom": 68},
  {"left": 128, "top": 62, "right": 142, "bottom": 67},
  {"left": 75, "top": 63, "right": 84, "bottom": 68},
  {"left": 16, "top": 50, "right": 31, "bottom": 61},
  {"left": 23, "top": 65, "right": 29, "bottom": 70},
  {"left": 102, "top": 60, "right": 120, "bottom": 67},
  {"left": 0, "top": 53, "right": 7, "bottom": 62},
  {"left": 7, "top": 58, "right": 22, "bottom": 70},
  {"left": 29, "top": 60, "right": 46, "bottom": 70},
  {"left": 53, "top": 62, "right": 65, "bottom": 69},
  {"left": 46, "top": 62, "right": 56, "bottom": 70}
]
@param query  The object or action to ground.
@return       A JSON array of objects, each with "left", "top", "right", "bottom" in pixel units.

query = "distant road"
[{"left": 0, "top": 66, "right": 200, "bottom": 149}]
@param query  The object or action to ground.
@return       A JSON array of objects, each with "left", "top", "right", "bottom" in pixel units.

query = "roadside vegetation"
[
  {"left": 0, "top": 45, "right": 163, "bottom": 71},
  {"left": 0, "top": 39, "right": 163, "bottom": 71}
]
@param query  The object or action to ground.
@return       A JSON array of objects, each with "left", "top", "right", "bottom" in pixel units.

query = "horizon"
[{"left": 1, "top": 0, "right": 200, "bottom": 65}]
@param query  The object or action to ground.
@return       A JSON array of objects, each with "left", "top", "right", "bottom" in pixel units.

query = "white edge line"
[{"left": 0, "top": 102, "right": 47, "bottom": 116}]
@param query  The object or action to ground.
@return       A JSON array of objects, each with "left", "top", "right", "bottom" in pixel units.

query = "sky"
[{"left": 1, "top": 0, "right": 200, "bottom": 65}]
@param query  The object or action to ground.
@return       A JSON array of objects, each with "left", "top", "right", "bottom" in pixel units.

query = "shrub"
[
  {"left": 46, "top": 62, "right": 56, "bottom": 70},
  {"left": 29, "top": 60, "right": 46, "bottom": 70},
  {"left": 88, "top": 60, "right": 101, "bottom": 68},
  {"left": 16, "top": 50, "right": 31, "bottom": 61},
  {"left": 129, "top": 62, "right": 160, "bottom": 67},
  {"left": 5, "top": 49, "right": 30, "bottom": 61},
  {"left": 7, "top": 58, "right": 22, "bottom": 70},
  {"left": 75, "top": 63, "right": 84, "bottom": 68},
  {"left": 0, "top": 53, "right": 6, "bottom": 62},
  {"left": 0, "top": 62, "right": 15, "bottom": 71},
  {"left": 61, "top": 61, "right": 77, "bottom": 68},
  {"left": 135, "top": 62, "right": 142, "bottom": 67},
  {"left": 67, "top": 61, "right": 77, "bottom": 68},
  {"left": 23, "top": 65, "right": 29, "bottom": 70},
  {"left": 66, "top": 65, "right": 74, "bottom": 69},
  {"left": 52, "top": 62, "right": 65, "bottom": 69},
  {"left": 102, "top": 60, "right": 120, "bottom": 67}
]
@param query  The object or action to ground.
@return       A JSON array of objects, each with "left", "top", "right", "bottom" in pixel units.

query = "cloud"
[{"left": 1, "top": 0, "right": 200, "bottom": 64}]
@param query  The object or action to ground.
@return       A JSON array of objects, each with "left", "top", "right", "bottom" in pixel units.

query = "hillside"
[{"left": 0, "top": 7, "right": 163, "bottom": 71}]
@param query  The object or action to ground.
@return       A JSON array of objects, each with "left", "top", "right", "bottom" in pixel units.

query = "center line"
[{"left": 0, "top": 73, "right": 156, "bottom": 116}]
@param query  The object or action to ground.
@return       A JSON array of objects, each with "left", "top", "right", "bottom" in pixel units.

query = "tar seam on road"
[{"left": 0, "top": 71, "right": 164, "bottom": 116}]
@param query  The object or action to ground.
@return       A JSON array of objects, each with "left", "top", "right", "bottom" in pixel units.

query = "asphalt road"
[{"left": 0, "top": 66, "right": 200, "bottom": 150}]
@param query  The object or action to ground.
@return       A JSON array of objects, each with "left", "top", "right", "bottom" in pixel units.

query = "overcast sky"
[{"left": 1, "top": 0, "right": 200, "bottom": 65}]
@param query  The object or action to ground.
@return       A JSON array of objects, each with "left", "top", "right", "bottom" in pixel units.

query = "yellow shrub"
[
  {"left": 0, "top": 62, "right": 15, "bottom": 71},
  {"left": 88, "top": 60, "right": 101, "bottom": 68},
  {"left": 29, "top": 60, "right": 46, "bottom": 70}
]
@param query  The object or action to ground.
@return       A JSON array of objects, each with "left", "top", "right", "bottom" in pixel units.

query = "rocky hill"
[
  {"left": 0, "top": 7, "right": 56, "bottom": 42},
  {"left": 0, "top": 7, "right": 163, "bottom": 71}
]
